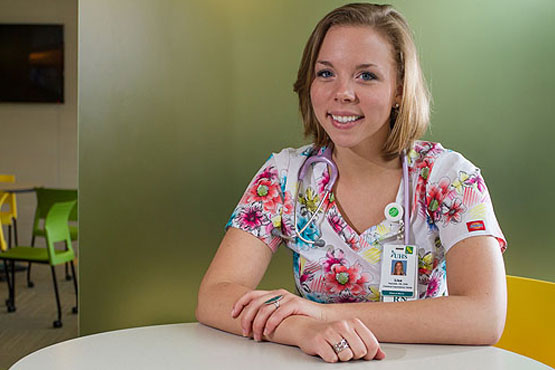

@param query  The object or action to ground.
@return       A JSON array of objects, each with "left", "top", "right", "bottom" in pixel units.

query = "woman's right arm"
[
  {"left": 196, "top": 228, "right": 384, "bottom": 362},
  {"left": 195, "top": 228, "right": 326, "bottom": 349},
  {"left": 196, "top": 227, "right": 274, "bottom": 336}
]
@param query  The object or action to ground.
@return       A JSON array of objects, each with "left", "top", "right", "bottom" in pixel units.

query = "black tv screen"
[{"left": 0, "top": 24, "right": 64, "bottom": 103}]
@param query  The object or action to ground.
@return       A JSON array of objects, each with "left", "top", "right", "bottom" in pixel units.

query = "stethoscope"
[{"left": 272, "top": 145, "right": 411, "bottom": 247}]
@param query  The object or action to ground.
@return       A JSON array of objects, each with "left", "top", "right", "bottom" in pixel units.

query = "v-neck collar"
[
  {"left": 317, "top": 160, "right": 408, "bottom": 250},
  {"left": 329, "top": 175, "right": 404, "bottom": 236}
]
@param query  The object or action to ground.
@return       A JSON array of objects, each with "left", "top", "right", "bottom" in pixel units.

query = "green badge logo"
[
  {"left": 389, "top": 207, "right": 399, "bottom": 217},
  {"left": 405, "top": 246, "right": 413, "bottom": 255}
]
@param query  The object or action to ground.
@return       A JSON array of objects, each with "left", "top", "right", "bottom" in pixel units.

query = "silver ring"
[
  {"left": 333, "top": 338, "right": 349, "bottom": 354},
  {"left": 273, "top": 300, "right": 280, "bottom": 309}
]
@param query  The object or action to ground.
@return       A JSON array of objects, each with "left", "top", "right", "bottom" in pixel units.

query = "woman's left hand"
[{"left": 231, "top": 289, "right": 325, "bottom": 341}]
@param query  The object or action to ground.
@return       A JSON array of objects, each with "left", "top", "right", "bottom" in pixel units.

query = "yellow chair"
[
  {"left": 0, "top": 193, "right": 9, "bottom": 251},
  {"left": 495, "top": 275, "right": 555, "bottom": 368},
  {"left": 0, "top": 175, "right": 18, "bottom": 248}
]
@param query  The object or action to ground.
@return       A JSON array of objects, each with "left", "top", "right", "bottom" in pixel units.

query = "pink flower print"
[
  {"left": 425, "top": 274, "right": 441, "bottom": 298},
  {"left": 465, "top": 174, "right": 485, "bottom": 193},
  {"left": 247, "top": 179, "right": 281, "bottom": 212},
  {"left": 318, "top": 169, "right": 330, "bottom": 193},
  {"left": 237, "top": 203, "right": 269, "bottom": 232},
  {"left": 427, "top": 143, "right": 444, "bottom": 156},
  {"left": 416, "top": 141, "right": 443, "bottom": 157},
  {"left": 337, "top": 292, "right": 359, "bottom": 303},
  {"left": 322, "top": 249, "right": 346, "bottom": 273},
  {"left": 413, "top": 142, "right": 426, "bottom": 154},
  {"left": 255, "top": 166, "right": 277, "bottom": 182},
  {"left": 325, "top": 263, "right": 369, "bottom": 295},
  {"left": 415, "top": 158, "right": 433, "bottom": 179},
  {"left": 414, "top": 158, "right": 433, "bottom": 202},
  {"left": 327, "top": 209, "right": 346, "bottom": 234},
  {"left": 408, "top": 166, "right": 416, "bottom": 177},
  {"left": 499, "top": 238, "right": 507, "bottom": 253},
  {"left": 415, "top": 177, "right": 426, "bottom": 202},
  {"left": 426, "top": 178, "right": 451, "bottom": 222},
  {"left": 265, "top": 221, "right": 277, "bottom": 238},
  {"left": 300, "top": 270, "right": 314, "bottom": 284},
  {"left": 321, "top": 191, "right": 334, "bottom": 211},
  {"left": 443, "top": 198, "right": 465, "bottom": 225},
  {"left": 345, "top": 234, "right": 359, "bottom": 252},
  {"left": 282, "top": 191, "right": 293, "bottom": 215}
]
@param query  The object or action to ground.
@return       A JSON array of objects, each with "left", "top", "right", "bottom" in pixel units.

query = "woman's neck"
[{"left": 332, "top": 143, "right": 401, "bottom": 184}]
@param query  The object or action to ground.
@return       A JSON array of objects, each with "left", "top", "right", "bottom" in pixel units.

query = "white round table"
[{"left": 11, "top": 323, "right": 552, "bottom": 369}]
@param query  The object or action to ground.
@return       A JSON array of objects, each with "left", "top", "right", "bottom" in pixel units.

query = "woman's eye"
[
  {"left": 316, "top": 70, "right": 333, "bottom": 78},
  {"left": 360, "top": 72, "right": 377, "bottom": 81}
]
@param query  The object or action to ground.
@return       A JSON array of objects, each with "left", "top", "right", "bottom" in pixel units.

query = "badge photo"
[{"left": 379, "top": 244, "right": 418, "bottom": 300}]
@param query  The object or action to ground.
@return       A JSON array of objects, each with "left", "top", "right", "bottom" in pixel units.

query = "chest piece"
[{"left": 385, "top": 202, "right": 404, "bottom": 222}]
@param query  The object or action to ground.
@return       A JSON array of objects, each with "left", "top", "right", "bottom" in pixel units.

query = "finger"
[
  {"left": 252, "top": 302, "right": 279, "bottom": 341},
  {"left": 231, "top": 291, "right": 256, "bottom": 318},
  {"left": 231, "top": 291, "right": 265, "bottom": 318},
  {"left": 325, "top": 333, "right": 353, "bottom": 362},
  {"left": 239, "top": 297, "right": 266, "bottom": 336},
  {"left": 339, "top": 328, "right": 367, "bottom": 360},
  {"left": 263, "top": 297, "right": 295, "bottom": 336},
  {"left": 352, "top": 319, "right": 384, "bottom": 361},
  {"left": 315, "top": 338, "right": 339, "bottom": 363},
  {"left": 240, "top": 293, "right": 281, "bottom": 337}
]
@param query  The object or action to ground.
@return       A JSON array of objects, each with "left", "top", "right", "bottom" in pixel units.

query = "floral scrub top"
[{"left": 226, "top": 141, "right": 507, "bottom": 303}]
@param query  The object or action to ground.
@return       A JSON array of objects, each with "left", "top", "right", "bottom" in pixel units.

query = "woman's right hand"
[{"left": 293, "top": 317, "right": 386, "bottom": 363}]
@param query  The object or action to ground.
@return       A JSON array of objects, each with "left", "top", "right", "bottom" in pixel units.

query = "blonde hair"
[{"left": 293, "top": 3, "right": 431, "bottom": 159}]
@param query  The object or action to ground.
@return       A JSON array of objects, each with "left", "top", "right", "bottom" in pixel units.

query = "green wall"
[{"left": 79, "top": 0, "right": 555, "bottom": 335}]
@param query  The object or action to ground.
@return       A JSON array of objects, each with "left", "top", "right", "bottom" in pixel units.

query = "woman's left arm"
[
  {"left": 239, "top": 235, "right": 506, "bottom": 345},
  {"left": 320, "top": 235, "right": 507, "bottom": 344}
]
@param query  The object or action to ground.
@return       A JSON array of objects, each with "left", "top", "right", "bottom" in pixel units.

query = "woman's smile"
[{"left": 327, "top": 113, "right": 365, "bottom": 129}]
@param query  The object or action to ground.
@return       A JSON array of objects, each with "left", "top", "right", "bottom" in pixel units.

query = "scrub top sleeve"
[
  {"left": 426, "top": 151, "right": 507, "bottom": 254},
  {"left": 225, "top": 154, "right": 284, "bottom": 253}
]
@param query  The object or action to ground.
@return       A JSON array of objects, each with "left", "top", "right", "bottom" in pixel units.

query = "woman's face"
[
  {"left": 394, "top": 261, "right": 403, "bottom": 274},
  {"left": 310, "top": 26, "right": 400, "bottom": 152}
]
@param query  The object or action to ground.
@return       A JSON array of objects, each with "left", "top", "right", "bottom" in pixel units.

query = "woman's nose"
[{"left": 334, "top": 80, "right": 356, "bottom": 103}]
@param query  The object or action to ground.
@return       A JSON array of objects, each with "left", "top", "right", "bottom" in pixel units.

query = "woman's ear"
[{"left": 395, "top": 83, "right": 403, "bottom": 105}]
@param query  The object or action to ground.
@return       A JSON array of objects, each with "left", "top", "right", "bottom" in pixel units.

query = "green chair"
[
  {"left": 1, "top": 200, "right": 78, "bottom": 328},
  {"left": 27, "top": 188, "right": 78, "bottom": 287}
]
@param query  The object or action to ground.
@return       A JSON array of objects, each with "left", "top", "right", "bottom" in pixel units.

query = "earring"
[{"left": 390, "top": 103, "right": 400, "bottom": 129}]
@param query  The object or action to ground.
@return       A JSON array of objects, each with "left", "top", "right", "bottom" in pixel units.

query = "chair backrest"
[
  {"left": 44, "top": 200, "right": 77, "bottom": 265},
  {"left": 495, "top": 275, "right": 555, "bottom": 368},
  {"left": 0, "top": 193, "right": 9, "bottom": 251},
  {"left": 33, "top": 188, "right": 78, "bottom": 234},
  {"left": 0, "top": 174, "right": 17, "bottom": 220}
]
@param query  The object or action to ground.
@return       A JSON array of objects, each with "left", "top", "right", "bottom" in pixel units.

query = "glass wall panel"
[{"left": 79, "top": 0, "right": 555, "bottom": 334}]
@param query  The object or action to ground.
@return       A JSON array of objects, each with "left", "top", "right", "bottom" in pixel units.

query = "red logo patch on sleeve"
[{"left": 467, "top": 220, "right": 486, "bottom": 232}]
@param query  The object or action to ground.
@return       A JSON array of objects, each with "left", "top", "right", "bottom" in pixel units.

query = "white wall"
[{"left": 0, "top": 0, "right": 77, "bottom": 244}]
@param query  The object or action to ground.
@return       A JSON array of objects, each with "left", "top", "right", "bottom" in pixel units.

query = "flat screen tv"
[{"left": 0, "top": 24, "right": 64, "bottom": 103}]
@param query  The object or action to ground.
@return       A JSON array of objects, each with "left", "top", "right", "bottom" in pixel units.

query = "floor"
[{"left": 0, "top": 260, "right": 78, "bottom": 369}]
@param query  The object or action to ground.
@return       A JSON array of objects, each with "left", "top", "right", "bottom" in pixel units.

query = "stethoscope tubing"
[
  {"left": 401, "top": 149, "right": 410, "bottom": 245},
  {"left": 275, "top": 146, "right": 410, "bottom": 248}
]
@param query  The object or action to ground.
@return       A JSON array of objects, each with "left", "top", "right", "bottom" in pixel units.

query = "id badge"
[{"left": 379, "top": 244, "right": 418, "bottom": 301}]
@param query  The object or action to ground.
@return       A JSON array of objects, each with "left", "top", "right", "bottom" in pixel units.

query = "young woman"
[
  {"left": 196, "top": 3, "right": 507, "bottom": 363},
  {"left": 393, "top": 261, "right": 405, "bottom": 276}
]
